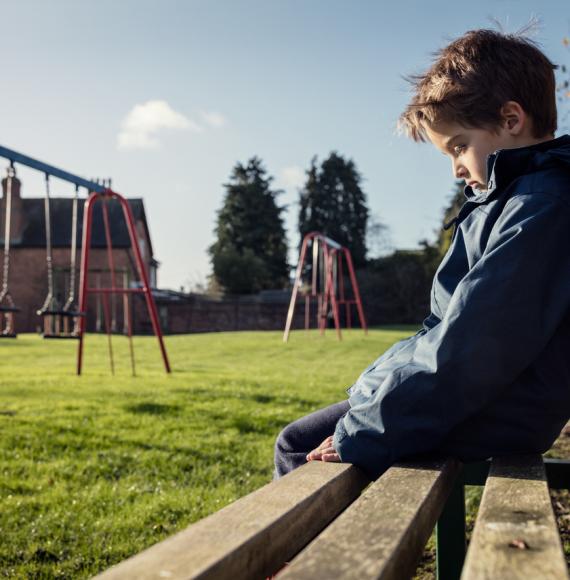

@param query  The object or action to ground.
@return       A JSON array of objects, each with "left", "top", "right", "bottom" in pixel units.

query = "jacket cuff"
[{"left": 333, "top": 418, "right": 349, "bottom": 461}]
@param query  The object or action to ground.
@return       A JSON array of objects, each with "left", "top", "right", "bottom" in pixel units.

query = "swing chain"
[
  {"left": 38, "top": 173, "right": 55, "bottom": 314},
  {"left": 63, "top": 184, "right": 79, "bottom": 312},
  {"left": 0, "top": 164, "right": 16, "bottom": 308}
]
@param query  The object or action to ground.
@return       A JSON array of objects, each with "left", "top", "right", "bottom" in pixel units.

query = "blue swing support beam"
[{"left": 0, "top": 145, "right": 106, "bottom": 193}]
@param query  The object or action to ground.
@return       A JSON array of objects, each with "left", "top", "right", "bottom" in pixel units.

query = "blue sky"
[{"left": 1, "top": 0, "right": 568, "bottom": 290}]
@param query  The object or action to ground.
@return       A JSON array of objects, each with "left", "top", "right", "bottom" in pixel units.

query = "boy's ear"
[{"left": 500, "top": 101, "right": 527, "bottom": 135}]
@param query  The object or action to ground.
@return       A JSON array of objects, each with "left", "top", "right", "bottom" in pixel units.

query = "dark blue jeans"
[{"left": 273, "top": 400, "right": 350, "bottom": 479}]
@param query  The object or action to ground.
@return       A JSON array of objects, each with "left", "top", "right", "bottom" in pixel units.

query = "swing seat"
[
  {"left": 43, "top": 333, "right": 80, "bottom": 340},
  {"left": 36, "top": 309, "right": 85, "bottom": 317},
  {"left": 0, "top": 306, "right": 18, "bottom": 338},
  {"left": 38, "top": 310, "right": 84, "bottom": 340}
]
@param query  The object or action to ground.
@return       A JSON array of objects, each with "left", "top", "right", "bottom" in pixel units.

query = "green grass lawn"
[{"left": 0, "top": 327, "right": 418, "bottom": 579}]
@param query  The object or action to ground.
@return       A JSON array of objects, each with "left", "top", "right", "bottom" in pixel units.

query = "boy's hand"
[{"left": 306, "top": 435, "right": 341, "bottom": 463}]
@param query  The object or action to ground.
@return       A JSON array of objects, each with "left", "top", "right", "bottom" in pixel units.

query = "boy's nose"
[{"left": 453, "top": 160, "right": 467, "bottom": 180}]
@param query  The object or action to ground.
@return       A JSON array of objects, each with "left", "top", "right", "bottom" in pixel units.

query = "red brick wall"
[
  {"left": 155, "top": 296, "right": 310, "bottom": 335},
  {"left": 0, "top": 243, "right": 156, "bottom": 334}
]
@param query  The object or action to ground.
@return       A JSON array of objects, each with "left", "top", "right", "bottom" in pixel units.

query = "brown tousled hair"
[{"left": 399, "top": 29, "right": 558, "bottom": 142}]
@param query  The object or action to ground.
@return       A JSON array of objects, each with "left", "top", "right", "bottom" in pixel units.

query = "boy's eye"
[{"left": 454, "top": 144, "right": 466, "bottom": 155}]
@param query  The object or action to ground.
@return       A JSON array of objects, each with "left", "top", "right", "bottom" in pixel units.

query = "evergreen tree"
[
  {"left": 298, "top": 152, "right": 368, "bottom": 267},
  {"left": 209, "top": 157, "right": 289, "bottom": 294}
]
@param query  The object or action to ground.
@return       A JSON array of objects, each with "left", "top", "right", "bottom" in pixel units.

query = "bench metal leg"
[
  {"left": 436, "top": 476, "right": 466, "bottom": 580},
  {"left": 544, "top": 457, "right": 570, "bottom": 489}
]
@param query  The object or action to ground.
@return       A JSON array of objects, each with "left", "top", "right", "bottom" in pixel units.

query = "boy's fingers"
[
  {"left": 306, "top": 436, "right": 336, "bottom": 462},
  {"left": 306, "top": 449, "right": 322, "bottom": 461},
  {"left": 307, "top": 446, "right": 338, "bottom": 462},
  {"left": 321, "top": 452, "right": 341, "bottom": 462},
  {"left": 307, "top": 436, "right": 335, "bottom": 460},
  {"left": 315, "top": 438, "right": 333, "bottom": 451}
]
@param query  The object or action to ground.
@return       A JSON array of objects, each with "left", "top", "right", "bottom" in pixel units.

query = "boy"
[{"left": 274, "top": 29, "right": 570, "bottom": 479}]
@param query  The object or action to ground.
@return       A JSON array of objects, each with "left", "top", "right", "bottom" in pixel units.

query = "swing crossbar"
[{"left": 0, "top": 145, "right": 105, "bottom": 193}]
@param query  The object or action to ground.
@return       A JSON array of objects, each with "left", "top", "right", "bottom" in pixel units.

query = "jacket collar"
[
  {"left": 443, "top": 135, "right": 570, "bottom": 232},
  {"left": 463, "top": 134, "right": 570, "bottom": 203}
]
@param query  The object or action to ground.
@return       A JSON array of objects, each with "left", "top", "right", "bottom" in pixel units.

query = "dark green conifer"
[
  {"left": 210, "top": 157, "right": 289, "bottom": 294},
  {"left": 298, "top": 152, "right": 368, "bottom": 267}
]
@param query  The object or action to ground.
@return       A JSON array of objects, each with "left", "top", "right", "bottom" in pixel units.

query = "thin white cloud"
[
  {"left": 117, "top": 100, "right": 201, "bottom": 151},
  {"left": 279, "top": 166, "right": 305, "bottom": 190},
  {"left": 200, "top": 110, "right": 226, "bottom": 128}
]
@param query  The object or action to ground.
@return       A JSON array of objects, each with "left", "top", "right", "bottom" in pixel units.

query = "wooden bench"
[{"left": 94, "top": 455, "right": 570, "bottom": 579}]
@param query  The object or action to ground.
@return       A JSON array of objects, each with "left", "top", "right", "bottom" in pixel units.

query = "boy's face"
[{"left": 425, "top": 120, "right": 516, "bottom": 191}]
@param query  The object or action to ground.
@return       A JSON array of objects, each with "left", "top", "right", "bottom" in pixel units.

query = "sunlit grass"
[{"left": 0, "top": 327, "right": 416, "bottom": 578}]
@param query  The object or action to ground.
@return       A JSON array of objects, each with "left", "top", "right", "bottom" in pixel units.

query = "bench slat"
[
  {"left": 93, "top": 461, "right": 369, "bottom": 580},
  {"left": 279, "top": 458, "right": 461, "bottom": 580},
  {"left": 461, "top": 454, "right": 569, "bottom": 580}
]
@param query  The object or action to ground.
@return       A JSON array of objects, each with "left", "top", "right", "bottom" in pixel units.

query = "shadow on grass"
[
  {"left": 125, "top": 403, "right": 181, "bottom": 416},
  {"left": 176, "top": 387, "right": 318, "bottom": 409},
  {"left": 231, "top": 416, "right": 289, "bottom": 435},
  {"left": 251, "top": 394, "right": 274, "bottom": 404}
]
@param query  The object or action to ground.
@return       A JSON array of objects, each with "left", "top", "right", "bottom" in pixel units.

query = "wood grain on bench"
[
  {"left": 462, "top": 454, "right": 569, "bottom": 580},
  {"left": 93, "top": 461, "right": 369, "bottom": 580},
  {"left": 279, "top": 458, "right": 461, "bottom": 580}
]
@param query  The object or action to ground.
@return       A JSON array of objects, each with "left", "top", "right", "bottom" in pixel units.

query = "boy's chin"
[{"left": 467, "top": 182, "right": 487, "bottom": 193}]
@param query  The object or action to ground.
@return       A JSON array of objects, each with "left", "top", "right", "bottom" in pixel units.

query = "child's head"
[{"left": 399, "top": 29, "right": 558, "bottom": 190}]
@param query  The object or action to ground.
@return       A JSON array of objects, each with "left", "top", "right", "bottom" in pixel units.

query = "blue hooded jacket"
[{"left": 334, "top": 135, "right": 570, "bottom": 478}]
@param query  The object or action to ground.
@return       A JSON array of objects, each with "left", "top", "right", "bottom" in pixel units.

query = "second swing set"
[{"left": 283, "top": 231, "right": 368, "bottom": 342}]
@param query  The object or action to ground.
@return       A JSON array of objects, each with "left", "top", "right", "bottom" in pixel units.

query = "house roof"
[{"left": 1, "top": 197, "right": 153, "bottom": 255}]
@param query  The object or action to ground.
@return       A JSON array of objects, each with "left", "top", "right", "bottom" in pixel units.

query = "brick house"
[{"left": 0, "top": 170, "right": 159, "bottom": 334}]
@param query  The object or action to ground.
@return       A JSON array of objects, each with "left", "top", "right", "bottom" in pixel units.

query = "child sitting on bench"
[{"left": 275, "top": 28, "right": 570, "bottom": 479}]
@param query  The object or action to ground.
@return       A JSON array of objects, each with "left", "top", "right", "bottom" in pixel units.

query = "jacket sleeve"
[
  {"left": 348, "top": 328, "right": 428, "bottom": 392},
  {"left": 334, "top": 192, "right": 570, "bottom": 476}
]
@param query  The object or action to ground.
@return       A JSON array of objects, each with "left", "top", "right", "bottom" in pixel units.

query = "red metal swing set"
[
  {"left": 0, "top": 145, "right": 171, "bottom": 375},
  {"left": 283, "top": 231, "right": 368, "bottom": 341},
  {"left": 77, "top": 187, "right": 171, "bottom": 375}
]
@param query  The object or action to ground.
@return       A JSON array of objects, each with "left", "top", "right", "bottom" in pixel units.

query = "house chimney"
[
  {"left": 2, "top": 167, "right": 21, "bottom": 199},
  {"left": 1, "top": 167, "right": 24, "bottom": 244}
]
